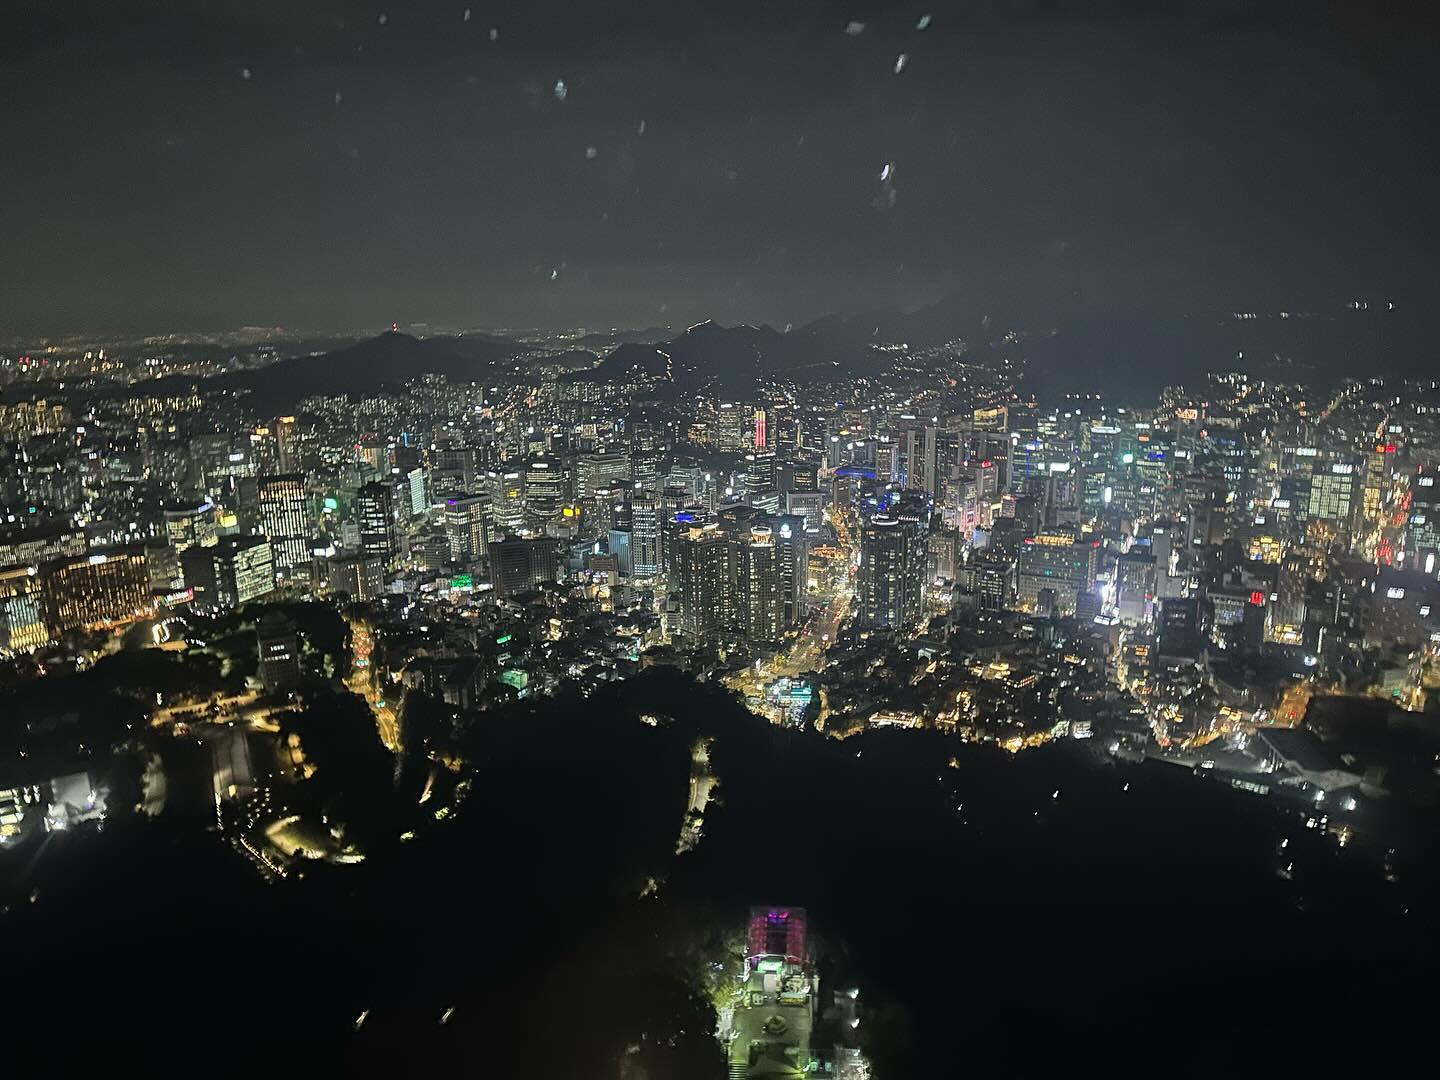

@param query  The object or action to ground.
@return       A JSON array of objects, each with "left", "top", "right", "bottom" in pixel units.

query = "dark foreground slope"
[{"left": 5, "top": 669, "right": 1435, "bottom": 1077}]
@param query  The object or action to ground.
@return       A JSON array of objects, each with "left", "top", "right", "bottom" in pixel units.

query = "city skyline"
[{"left": 4, "top": 4, "right": 1439, "bottom": 1076}]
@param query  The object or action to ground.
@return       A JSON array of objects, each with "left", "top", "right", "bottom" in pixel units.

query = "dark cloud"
[{"left": 1, "top": 0, "right": 1436, "bottom": 336}]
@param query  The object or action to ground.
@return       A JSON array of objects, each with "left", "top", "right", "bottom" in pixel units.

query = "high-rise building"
[
  {"left": 355, "top": 481, "right": 396, "bottom": 564},
  {"left": 406, "top": 466, "right": 429, "bottom": 518},
  {"left": 444, "top": 493, "right": 489, "bottom": 563},
  {"left": 487, "top": 537, "right": 560, "bottom": 597},
  {"left": 630, "top": 492, "right": 662, "bottom": 576},
  {"left": 1157, "top": 597, "right": 1201, "bottom": 661},
  {"left": 736, "top": 525, "right": 783, "bottom": 643},
  {"left": 163, "top": 500, "right": 218, "bottom": 552},
  {"left": 256, "top": 474, "right": 311, "bottom": 575},
  {"left": 576, "top": 449, "right": 631, "bottom": 502},
  {"left": 0, "top": 565, "right": 48, "bottom": 653},
  {"left": 181, "top": 535, "right": 274, "bottom": 612},
  {"left": 256, "top": 609, "right": 302, "bottom": 692},
  {"left": 485, "top": 469, "right": 526, "bottom": 534},
  {"left": 1115, "top": 550, "right": 1157, "bottom": 625},
  {"left": 745, "top": 451, "right": 778, "bottom": 512},
  {"left": 328, "top": 552, "right": 385, "bottom": 600},
  {"left": 1306, "top": 461, "right": 1358, "bottom": 532},
  {"left": 858, "top": 514, "right": 924, "bottom": 629},
  {"left": 1408, "top": 467, "right": 1439, "bottom": 577},
  {"left": 43, "top": 547, "right": 152, "bottom": 634},
  {"left": 524, "top": 455, "right": 565, "bottom": 525},
  {"left": 675, "top": 521, "right": 731, "bottom": 644},
  {"left": 1016, "top": 531, "right": 1100, "bottom": 616}
]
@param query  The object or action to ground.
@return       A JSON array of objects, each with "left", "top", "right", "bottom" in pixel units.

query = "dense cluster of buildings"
[{"left": 1, "top": 323, "right": 1438, "bottom": 861}]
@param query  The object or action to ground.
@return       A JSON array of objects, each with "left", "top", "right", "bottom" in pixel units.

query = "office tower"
[
  {"left": 524, "top": 454, "right": 565, "bottom": 525},
  {"left": 181, "top": 535, "right": 275, "bottom": 613},
  {"left": 736, "top": 525, "right": 783, "bottom": 643},
  {"left": 328, "top": 552, "right": 384, "bottom": 600},
  {"left": 901, "top": 426, "right": 939, "bottom": 497},
  {"left": 968, "top": 553, "right": 1014, "bottom": 611},
  {"left": 858, "top": 514, "right": 924, "bottom": 629},
  {"left": 274, "top": 415, "right": 299, "bottom": 472},
  {"left": 874, "top": 439, "right": 899, "bottom": 484},
  {"left": 717, "top": 402, "right": 744, "bottom": 451},
  {"left": 927, "top": 527, "right": 959, "bottom": 584},
  {"left": 1269, "top": 552, "right": 1310, "bottom": 644},
  {"left": 433, "top": 445, "right": 479, "bottom": 491},
  {"left": 257, "top": 474, "right": 311, "bottom": 575},
  {"left": 355, "top": 481, "right": 396, "bottom": 564},
  {"left": 487, "top": 537, "right": 560, "bottom": 597},
  {"left": 444, "top": 493, "right": 489, "bottom": 563},
  {"left": 1015, "top": 531, "right": 1100, "bottom": 616},
  {"left": 675, "top": 521, "right": 731, "bottom": 644},
  {"left": 43, "top": 547, "right": 151, "bottom": 635},
  {"left": 1408, "top": 467, "right": 1439, "bottom": 576},
  {"left": 256, "top": 609, "right": 302, "bottom": 692},
  {"left": 1157, "top": 597, "right": 1201, "bottom": 661},
  {"left": 163, "top": 500, "right": 218, "bottom": 552},
  {"left": 485, "top": 469, "right": 526, "bottom": 534},
  {"left": 1306, "top": 461, "right": 1358, "bottom": 532},
  {"left": 576, "top": 449, "right": 631, "bottom": 502},
  {"left": 1115, "top": 549, "right": 1157, "bottom": 625},
  {"left": 406, "top": 466, "right": 429, "bottom": 517},
  {"left": 785, "top": 491, "right": 825, "bottom": 535},
  {"left": 769, "top": 514, "right": 809, "bottom": 626},
  {"left": 0, "top": 566, "right": 49, "bottom": 653},
  {"left": 745, "top": 450, "right": 778, "bottom": 512},
  {"left": 631, "top": 492, "right": 662, "bottom": 576}
]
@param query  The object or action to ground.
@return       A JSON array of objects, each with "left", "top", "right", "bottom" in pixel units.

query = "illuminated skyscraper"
[
  {"left": 181, "top": 535, "right": 274, "bottom": 612},
  {"left": 523, "top": 455, "right": 565, "bottom": 525},
  {"left": 631, "top": 492, "right": 662, "bottom": 576},
  {"left": 736, "top": 525, "right": 783, "bottom": 643},
  {"left": 256, "top": 474, "right": 311, "bottom": 575},
  {"left": 355, "top": 481, "right": 396, "bottom": 564},
  {"left": 858, "top": 514, "right": 924, "bottom": 629},
  {"left": 675, "top": 521, "right": 731, "bottom": 644},
  {"left": 43, "top": 547, "right": 152, "bottom": 634},
  {"left": 444, "top": 493, "right": 489, "bottom": 563}
]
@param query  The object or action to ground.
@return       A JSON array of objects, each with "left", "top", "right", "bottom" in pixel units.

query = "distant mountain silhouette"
[
  {"left": 199, "top": 330, "right": 517, "bottom": 411},
  {"left": 563, "top": 319, "right": 872, "bottom": 395}
]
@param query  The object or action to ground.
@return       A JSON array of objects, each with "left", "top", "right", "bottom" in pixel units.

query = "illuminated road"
[
  {"left": 725, "top": 505, "right": 857, "bottom": 724},
  {"left": 346, "top": 617, "right": 401, "bottom": 751}
]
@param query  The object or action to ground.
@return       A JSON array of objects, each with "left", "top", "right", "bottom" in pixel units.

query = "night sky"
[{"left": 3, "top": 0, "right": 1436, "bottom": 337}]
